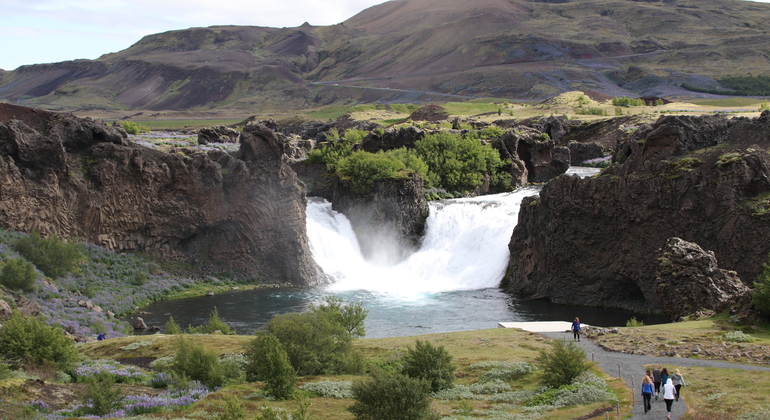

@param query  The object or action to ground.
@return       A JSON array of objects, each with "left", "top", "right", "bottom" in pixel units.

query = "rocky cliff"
[
  {"left": 504, "top": 112, "right": 770, "bottom": 316},
  {"left": 0, "top": 104, "right": 318, "bottom": 284}
]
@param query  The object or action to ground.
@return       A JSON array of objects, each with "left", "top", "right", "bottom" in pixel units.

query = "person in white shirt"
[{"left": 662, "top": 378, "right": 676, "bottom": 419}]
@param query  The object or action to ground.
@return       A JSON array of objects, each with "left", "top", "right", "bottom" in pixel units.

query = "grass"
[
  {"left": 688, "top": 98, "right": 767, "bottom": 107},
  {"left": 125, "top": 119, "right": 246, "bottom": 130}
]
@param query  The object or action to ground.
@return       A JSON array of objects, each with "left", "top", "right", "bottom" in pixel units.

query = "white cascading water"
[{"left": 306, "top": 187, "right": 542, "bottom": 297}]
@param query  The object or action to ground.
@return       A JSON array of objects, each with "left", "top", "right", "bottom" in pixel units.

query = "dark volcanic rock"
[
  {"left": 495, "top": 128, "right": 570, "bottom": 185},
  {"left": 359, "top": 126, "right": 426, "bottom": 153},
  {"left": 0, "top": 104, "right": 318, "bottom": 285},
  {"left": 504, "top": 112, "right": 770, "bottom": 313},
  {"left": 197, "top": 125, "right": 240, "bottom": 145},
  {"left": 330, "top": 173, "right": 429, "bottom": 263},
  {"left": 655, "top": 237, "right": 751, "bottom": 321}
]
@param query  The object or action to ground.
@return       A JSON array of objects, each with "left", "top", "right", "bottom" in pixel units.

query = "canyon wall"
[{"left": 0, "top": 104, "right": 318, "bottom": 284}]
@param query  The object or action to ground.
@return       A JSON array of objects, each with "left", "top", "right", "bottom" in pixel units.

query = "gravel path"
[{"left": 540, "top": 331, "right": 770, "bottom": 420}]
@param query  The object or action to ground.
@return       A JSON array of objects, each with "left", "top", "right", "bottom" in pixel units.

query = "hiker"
[
  {"left": 671, "top": 369, "right": 687, "bottom": 401},
  {"left": 662, "top": 378, "right": 676, "bottom": 419},
  {"left": 660, "top": 367, "right": 670, "bottom": 390},
  {"left": 652, "top": 365, "right": 662, "bottom": 399},
  {"left": 641, "top": 374, "right": 654, "bottom": 413},
  {"left": 571, "top": 317, "right": 581, "bottom": 341}
]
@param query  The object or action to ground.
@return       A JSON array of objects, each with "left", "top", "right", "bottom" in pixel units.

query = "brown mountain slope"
[{"left": 1, "top": 0, "right": 770, "bottom": 112}]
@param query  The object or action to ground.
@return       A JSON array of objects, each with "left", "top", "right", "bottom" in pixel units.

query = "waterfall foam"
[{"left": 306, "top": 187, "right": 542, "bottom": 296}]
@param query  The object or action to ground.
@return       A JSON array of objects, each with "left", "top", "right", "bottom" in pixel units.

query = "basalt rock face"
[
  {"left": 656, "top": 237, "right": 751, "bottom": 321},
  {"left": 330, "top": 173, "right": 429, "bottom": 263},
  {"left": 495, "top": 128, "right": 570, "bottom": 185},
  {"left": 0, "top": 104, "right": 317, "bottom": 285},
  {"left": 504, "top": 112, "right": 770, "bottom": 315}
]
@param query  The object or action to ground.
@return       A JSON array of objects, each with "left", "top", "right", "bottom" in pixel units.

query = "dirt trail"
[{"left": 539, "top": 331, "right": 770, "bottom": 420}]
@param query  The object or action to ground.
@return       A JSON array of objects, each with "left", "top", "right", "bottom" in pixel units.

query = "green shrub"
[
  {"left": 724, "top": 330, "right": 754, "bottom": 342},
  {"left": 306, "top": 139, "right": 354, "bottom": 170},
  {"left": 349, "top": 369, "right": 437, "bottom": 420},
  {"left": 78, "top": 372, "right": 125, "bottom": 416},
  {"left": 344, "top": 129, "right": 368, "bottom": 143},
  {"left": 625, "top": 317, "right": 645, "bottom": 327},
  {"left": 265, "top": 309, "right": 360, "bottom": 376},
  {"left": 480, "top": 126, "right": 504, "bottom": 138},
  {"left": 337, "top": 150, "right": 411, "bottom": 193},
  {"left": 165, "top": 316, "right": 181, "bottom": 334},
  {"left": 311, "top": 296, "right": 368, "bottom": 337},
  {"left": 575, "top": 107, "right": 608, "bottom": 116},
  {"left": 401, "top": 340, "right": 455, "bottom": 392},
  {"left": 216, "top": 395, "right": 247, "bottom": 420},
  {"left": 0, "top": 312, "right": 79, "bottom": 370},
  {"left": 536, "top": 339, "right": 590, "bottom": 388},
  {"left": 0, "top": 258, "right": 38, "bottom": 292},
  {"left": 299, "top": 380, "right": 353, "bottom": 398},
  {"left": 131, "top": 272, "right": 147, "bottom": 286},
  {"left": 171, "top": 336, "right": 224, "bottom": 388},
  {"left": 13, "top": 232, "right": 85, "bottom": 278},
  {"left": 187, "top": 307, "right": 233, "bottom": 334},
  {"left": 245, "top": 334, "right": 296, "bottom": 399},
  {"left": 119, "top": 121, "right": 148, "bottom": 135},
  {"left": 414, "top": 132, "right": 510, "bottom": 192},
  {"left": 612, "top": 96, "right": 645, "bottom": 107}
]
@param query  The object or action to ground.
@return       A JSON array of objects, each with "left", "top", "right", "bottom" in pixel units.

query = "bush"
[
  {"left": 79, "top": 372, "right": 125, "bottom": 416},
  {"left": 480, "top": 126, "right": 504, "bottom": 138},
  {"left": 216, "top": 395, "right": 246, "bottom": 420},
  {"left": 265, "top": 310, "right": 359, "bottom": 376},
  {"left": 14, "top": 232, "right": 85, "bottom": 278},
  {"left": 119, "top": 121, "right": 148, "bottom": 135},
  {"left": 0, "top": 258, "right": 37, "bottom": 292},
  {"left": 311, "top": 296, "right": 368, "bottom": 337},
  {"left": 349, "top": 369, "right": 437, "bottom": 420},
  {"left": 612, "top": 96, "right": 645, "bottom": 106},
  {"left": 724, "top": 330, "right": 754, "bottom": 342},
  {"left": 625, "top": 317, "right": 645, "bottom": 327},
  {"left": 536, "top": 339, "right": 590, "bottom": 388},
  {"left": 171, "top": 336, "right": 224, "bottom": 388},
  {"left": 401, "top": 340, "right": 455, "bottom": 392},
  {"left": 187, "top": 307, "right": 233, "bottom": 334},
  {"left": 414, "top": 132, "right": 511, "bottom": 192},
  {"left": 245, "top": 334, "right": 296, "bottom": 399},
  {"left": 166, "top": 316, "right": 181, "bottom": 334},
  {"left": 0, "top": 312, "right": 79, "bottom": 370},
  {"left": 337, "top": 150, "right": 411, "bottom": 193}
]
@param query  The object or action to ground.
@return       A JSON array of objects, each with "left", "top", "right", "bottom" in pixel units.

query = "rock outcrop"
[
  {"left": 504, "top": 112, "right": 770, "bottom": 316},
  {"left": 495, "top": 128, "right": 571, "bottom": 184},
  {"left": 655, "top": 237, "right": 751, "bottom": 321},
  {"left": 0, "top": 104, "right": 318, "bottom": 284},
  {"left": 330, "top": 173, "right": 429, "bottom": 263},
  {"left": 197, "top": 125, "right": 240, "bottom": 145}
]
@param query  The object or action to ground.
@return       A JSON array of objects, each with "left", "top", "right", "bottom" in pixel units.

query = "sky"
[{"left": 2, "top": 0, "right": 770, "bottom": 71}]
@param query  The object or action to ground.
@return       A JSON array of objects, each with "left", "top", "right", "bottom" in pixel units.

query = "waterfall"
[{"left": 306, "top": 187, "right": 542, "bottom": 296}]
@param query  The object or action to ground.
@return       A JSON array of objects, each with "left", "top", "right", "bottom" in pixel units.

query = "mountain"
[{"left": 2, "top": 0, "right": 770, "bottom": 113}]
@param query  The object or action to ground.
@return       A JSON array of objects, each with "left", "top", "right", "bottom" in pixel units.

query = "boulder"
[
  {"left": 496, "top": 128, "right": 570, "bottom": 185},
  {"left": 359, "top": 126, "right": 426, "bottom": 153},
  {"left": 197, "top": 125, "right": 240, "bottom": 145},
  {"left": 16, "top": 296, "right": 41, "bottom": 317},
  {"left": 0, "top": 299, "right": 12, "bottom": 321},
  {"left": 655, "top": 238, "right": 752, "bottom": 321},
  {"left": 132, "top": 317, "right": 147, "bottom": 330}
]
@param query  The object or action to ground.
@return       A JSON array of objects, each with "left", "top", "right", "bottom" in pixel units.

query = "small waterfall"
[{"left": 306, "top": 187, "right": 542, "bottom": 296}]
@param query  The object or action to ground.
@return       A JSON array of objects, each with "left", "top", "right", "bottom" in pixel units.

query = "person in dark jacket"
[{"left": 571, "top": 317, "right": 581, "bottom": 341}]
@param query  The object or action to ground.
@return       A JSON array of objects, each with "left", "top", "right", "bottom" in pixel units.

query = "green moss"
[
  {"left": 742, "top": 193, "right": 770, "bottom": 218},
  {"left": 716, "top": 153, "right": 743, "bottom": 166}
]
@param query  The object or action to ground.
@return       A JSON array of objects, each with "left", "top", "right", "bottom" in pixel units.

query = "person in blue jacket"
[
  {"left": 641, "top": 374, "right": 654, "bottom": 413},
  {"left": 571, "top": 317, "right": 581, "bottom": 341}
]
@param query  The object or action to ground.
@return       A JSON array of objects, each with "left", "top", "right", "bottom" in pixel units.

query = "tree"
[
  {"left": 0, "top": 312, "right": 79, "bottom": 370},
  {"left": 265, "top": 310, "right": 359, "bottom": 375},
  {"left": 401, "top": 340, "right": 455, "bottom": 392},
  {"left": 187, "top": 307, "right": 233, "bottom": 334},
  {"left": 349, "top": 369, "right": 437, "bottom": 420},
  {"left": 165, "top": 316, "right": 181, "bottom": 334},
  {"left": 171, "top": 336, "right": 224, "bottom": 388},
  {"left": 311, "top": 296, "right": 368, "bottom": 337},
  {"left": 79, "top": 373, "right": 125, "bottom": 416},
  {"left": 245, "top": 334, "right": 296, "bottom": 399},
  {"left": 0, "top": 258, "right": 38, "bottom": 292},
  {"left": 536, "top": 339, "right": 590, "bottom": 388}
]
